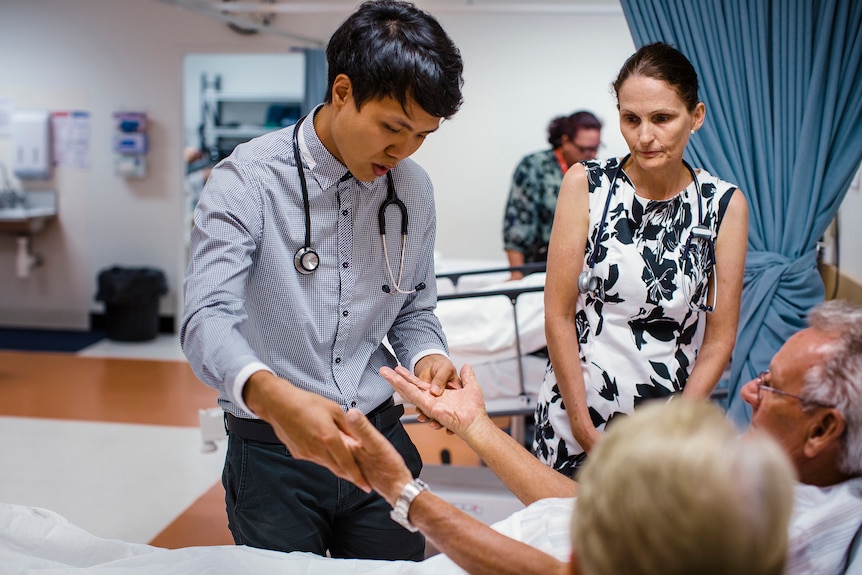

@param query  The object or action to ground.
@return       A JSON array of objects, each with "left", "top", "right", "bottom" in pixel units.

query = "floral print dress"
[
  {"left": 533, "top": 157, "right": 736, "bottom": 476},
  {"left": 503, "top": 149, "right": 564, "bottom": 263}
]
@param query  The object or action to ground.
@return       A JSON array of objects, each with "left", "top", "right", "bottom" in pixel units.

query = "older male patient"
[
  {"left": 370, "top": 299, "right": 862, "bottom": 574},
  {"left": 740, "top": 300, "right": 862, "bottom": 574}
]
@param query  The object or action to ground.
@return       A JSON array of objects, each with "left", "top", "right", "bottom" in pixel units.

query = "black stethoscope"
[
  {"left": 291, "top": 115, "right": 424, "bottom": 295},
  {"left": 577, "top": 154, "right": 717, "bottom": 313}
]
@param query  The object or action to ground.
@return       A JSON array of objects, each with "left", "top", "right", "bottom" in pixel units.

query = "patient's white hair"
[
  {"left": 572, "top": 399, "right": 795, "bottom": 575},
  {"left": 802, "top": 299, "right": 862, "bottom": 475}
]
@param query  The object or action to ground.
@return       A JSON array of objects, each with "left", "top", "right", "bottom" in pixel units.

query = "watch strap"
[{"left": 389, "top": 478, "right": 429, "bottom": 532}]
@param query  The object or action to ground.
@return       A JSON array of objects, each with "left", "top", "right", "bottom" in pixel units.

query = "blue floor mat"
[{"left": 0, "top": 328, "right": 106, "bottom": 353}]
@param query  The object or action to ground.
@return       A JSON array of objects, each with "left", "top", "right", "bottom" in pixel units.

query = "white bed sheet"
[
  {"left": 436, "top": 272, "right": 546, "bottom": 365},
  {"left": 0, "top": 499, "right": 574, "bottom": 574},
  {"left": 434, "top": 272, "right": 547, "bottom": 402},
  {"left": 467, "top": 354, "right": 546, "bottom": 401}
]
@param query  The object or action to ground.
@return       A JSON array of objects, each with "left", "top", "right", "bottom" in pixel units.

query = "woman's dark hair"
[
  {"left": 547, "top": 110, "right": 603, "bottom": 148},
  {"left": 612, "top": 42, "right": 699, "bottom": 111},
  {"left": 325, "top": 0, "right": 464, "bottom": 119}
]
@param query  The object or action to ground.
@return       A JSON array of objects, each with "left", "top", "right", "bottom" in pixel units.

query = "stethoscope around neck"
[
  {"left": 291, "top": 115, "right": 424, "bottom": 295},
  {"left": 577, "top": 154, "right": 717, "bottom": 313}
]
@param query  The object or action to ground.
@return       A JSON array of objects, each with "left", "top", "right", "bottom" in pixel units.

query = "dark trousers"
[{"left": 223, "top": 415, "right": 424, "bottom": 560}]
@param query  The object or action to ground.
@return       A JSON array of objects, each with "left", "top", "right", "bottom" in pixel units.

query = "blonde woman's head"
[{"left": 572, "top": 399, "right": 795, "bottom": 575}]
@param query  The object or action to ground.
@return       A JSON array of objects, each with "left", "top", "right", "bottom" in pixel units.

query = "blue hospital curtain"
[{"left": 618, "top": 0, "right": 862, "bottom": 426}]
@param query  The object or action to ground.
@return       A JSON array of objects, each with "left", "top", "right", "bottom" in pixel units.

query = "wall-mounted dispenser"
[
  {"left": 11, "top": 110, "right": 53, "bottom": 180},
  {"left": 113, "top": 111, "right": 148, "bottom": 178}
]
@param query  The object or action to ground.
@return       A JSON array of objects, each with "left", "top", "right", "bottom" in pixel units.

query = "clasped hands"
[
  {"left": 380, "top": 363, "right": 488, "bottom": 437},
  {"left": 340, "top": 363, "right": 488, "bottom": 505},
  {"left": 248, "top": 357, "right": 482, "bottom": 502}
]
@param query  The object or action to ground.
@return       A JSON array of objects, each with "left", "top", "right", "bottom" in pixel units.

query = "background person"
[
  {"left": 533, "top": 42, "right": 749, "bottom": 476},
  {"left": 502, "top": 111, "right": 602, "bottom": 279},
  {"left": 181, "top": 0, "right": 464, "bottom": 560}
]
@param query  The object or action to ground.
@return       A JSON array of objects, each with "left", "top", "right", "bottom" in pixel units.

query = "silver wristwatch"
[{"left": 389, "top": 478, "right": 429, "bottom": 532}]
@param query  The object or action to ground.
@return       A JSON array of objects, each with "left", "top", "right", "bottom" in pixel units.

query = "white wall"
[
  {"left": 0, "top": 0, "right": 636, "bottom": 330},
  {"left": 0, "top": 0, "right": 325, "bottom": 329},
  {"left": 839, "top": 166, "right": 862, "bottom": 278},
  {"left": 414, "top": 10, "right": 634, "bottom": 263},
  {"left": 2, "top": 0, "right": 856, "bottom": 331}
]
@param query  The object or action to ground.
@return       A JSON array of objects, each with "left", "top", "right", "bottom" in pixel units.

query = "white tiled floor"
[
  {"left": 77, "top": 333, "right": 186, "bottom": 361},
  {"left": 0, "top": 417, "right": 225, "bottom": 543},
  {"left": 1, "top": 333, "right": 226, "bottom": 544}
]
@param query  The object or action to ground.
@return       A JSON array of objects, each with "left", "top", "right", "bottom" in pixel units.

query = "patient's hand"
[
  {"left": 343, "top": 409, "right": 413, "bottom": 507},
  {"left": 381, "top": 364, "right": 487, "bottom": 437}
]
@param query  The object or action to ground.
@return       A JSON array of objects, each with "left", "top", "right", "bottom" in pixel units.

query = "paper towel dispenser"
[{"left": 11, "top": 110, "right": 53, "bottom": 180}]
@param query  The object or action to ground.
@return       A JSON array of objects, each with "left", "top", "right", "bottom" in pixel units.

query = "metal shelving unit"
[{"left": 199, "top": 73, "right": 302, "bottom": 161}]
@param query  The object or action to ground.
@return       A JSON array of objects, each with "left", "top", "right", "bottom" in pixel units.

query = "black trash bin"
[{"left": 96, "top": 266, "right": 168, "bottom": 342}]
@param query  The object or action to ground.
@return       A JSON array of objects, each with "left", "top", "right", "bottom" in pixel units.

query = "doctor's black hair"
[
  {"left": 612, "top": 42, "right": 700, "bottom": 112},
  {"left": 324, "top": 0, "right": 464, "bottom": 119}
]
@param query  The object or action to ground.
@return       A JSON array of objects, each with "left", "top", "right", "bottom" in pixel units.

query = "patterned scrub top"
[
  {"left": 503, "top": 149, "right": 564, "bottom": 262},
  {"left": 533, "top": 157, "right": 736, "bottom": 476}
]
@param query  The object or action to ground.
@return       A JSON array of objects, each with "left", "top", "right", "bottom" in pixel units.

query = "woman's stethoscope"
[
  {"left": 577, "top": 154, "right": 717, "bottom": 313},
  {"left": 291, "top": 115, "right": 424, "bottom": 295}
]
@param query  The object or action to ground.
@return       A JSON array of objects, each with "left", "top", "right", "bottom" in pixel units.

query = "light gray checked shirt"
[{"left": 181, "top": 107, "right": 448, "bottom": 418}]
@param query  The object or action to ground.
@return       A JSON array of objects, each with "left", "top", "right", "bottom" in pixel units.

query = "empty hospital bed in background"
[
  {"left": 435, "top": 262, "right": 547, "bottom": 402},
  {"left": 413, "top": 262, "right": 548, "bottom": 444}
]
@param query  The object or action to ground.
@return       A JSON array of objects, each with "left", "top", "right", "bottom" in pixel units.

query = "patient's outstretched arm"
[
  {"left": 343, "top": 409, "right": 569, "bottom": 575},
  {"left": 381, "top": 364, "right": 578, "bottom": 505}
]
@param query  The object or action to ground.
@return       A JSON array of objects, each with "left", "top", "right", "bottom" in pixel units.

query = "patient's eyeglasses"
[{"left": 755, "top": 370, "right": 833, "bottom": 408}]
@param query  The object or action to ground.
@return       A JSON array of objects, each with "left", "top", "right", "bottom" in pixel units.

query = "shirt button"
[
  {"left": 335, "top": 357, "right": 341, "bottom": 364},
  {"left": 342, "top": 310, "right": 348, "bottom": 317},
  {"left": 342, "top": 262, "right": 349, "bottom": 269},
  {"left": 342, "top": 209, "right": 348, "bottom": 216},
  {"left": 350, "top": 401, "right": 357, "bottom": 408}
]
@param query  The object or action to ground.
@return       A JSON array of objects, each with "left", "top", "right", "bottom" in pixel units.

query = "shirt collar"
[{"left": 297, "top": 104, "right": 377, "bottom": 192}]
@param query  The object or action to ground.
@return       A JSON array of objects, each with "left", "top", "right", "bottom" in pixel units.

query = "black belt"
[{"left": 225, "top": 397, "right": 404, "bottom": 445}]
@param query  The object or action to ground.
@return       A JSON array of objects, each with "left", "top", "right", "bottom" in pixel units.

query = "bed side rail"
[{"left": 435, "top": 262, "right": 546, "bottom": 289}]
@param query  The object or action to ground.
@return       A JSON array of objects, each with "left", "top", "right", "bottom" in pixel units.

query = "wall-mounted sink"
[{"left": 0, "top": 190, "right": 57, "bottom": 234}]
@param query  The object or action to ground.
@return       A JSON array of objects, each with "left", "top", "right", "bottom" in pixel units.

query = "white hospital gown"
[{"left": 786, "top": 476, "right": 862, "bottom": 575}]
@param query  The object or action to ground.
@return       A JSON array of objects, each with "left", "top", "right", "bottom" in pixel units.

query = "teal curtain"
[{"left": 618, "top": 0, "right": 862, "bottom": 425}]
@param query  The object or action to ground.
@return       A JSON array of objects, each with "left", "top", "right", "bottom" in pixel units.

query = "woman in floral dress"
[{"left": 534, "top": 42, "right": 749, "bottom": 477}]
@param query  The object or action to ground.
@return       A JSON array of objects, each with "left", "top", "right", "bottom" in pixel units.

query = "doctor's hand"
[
  {"left": 381, "top": 364, "right": 487, "bottom": 438},
  {"left": 342, "top": 408, "right": 413, "bottom": 507},
  {"left": 414, "top": 354, "right": 461, "bottom": 396},
  {"left": 243, "top": 370, "right": 369, "bottom": 492}
]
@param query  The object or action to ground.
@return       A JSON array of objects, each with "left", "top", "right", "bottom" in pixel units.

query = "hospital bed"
[
  {"left": 407, "top": 262, "right": 548, "bottom": 443},
  {"left": 0, "top": 497, "right": 574, "bottom": 574},
  {"left": 436, "top": 261, "right": 547, "bottom": 401}
]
